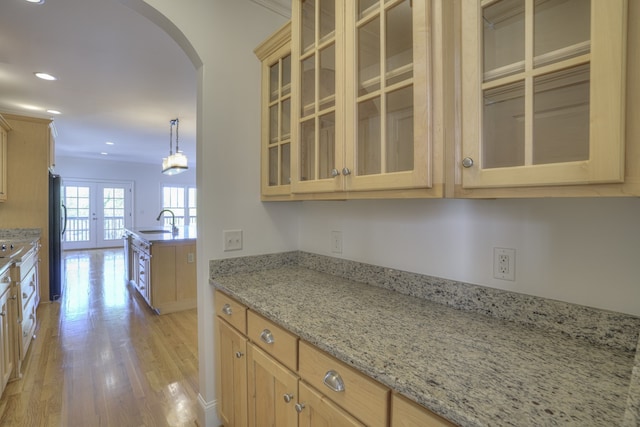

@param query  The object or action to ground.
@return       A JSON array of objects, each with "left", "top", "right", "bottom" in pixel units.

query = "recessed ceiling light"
[
  {"left": 25, "top": 0, "right": 45, "bottom": 4},
  {"left": 47, "top": 109, "right": 61, "bottom": 115},
  {"left": 34, "top": 72, "right": 57, "bottom": 81},
  {"left": 105, "top": 141, "right": 115, "bottom": 145},
  {"left": 100, "top": 152, "right": 108, "bottom": 156}
]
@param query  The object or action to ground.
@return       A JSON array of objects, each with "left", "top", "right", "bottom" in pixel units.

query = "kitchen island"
[
  {"left": 124, "top": 226, "right": 196, "bottom": 314},
  {"left": 210, "top": 251, "right": 640, "bottom": 426}
]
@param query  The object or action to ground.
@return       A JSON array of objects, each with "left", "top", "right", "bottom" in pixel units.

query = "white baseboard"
[{"left": 197, "top": 394, "right": 221, "bottom": 427}]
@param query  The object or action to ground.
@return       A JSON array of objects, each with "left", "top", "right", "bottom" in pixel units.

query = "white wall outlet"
[
  {"left": 223, "top": 229, "right": 243, "bottom": 251},
  {"left": 331, "top": 230, "right": 342, "bottom": 254},
  {"left": 187, "top": 252, "right": 195, "bottom": 263},
  {"left": 493, "top": 247, "right": 515, "bottom": 281}
]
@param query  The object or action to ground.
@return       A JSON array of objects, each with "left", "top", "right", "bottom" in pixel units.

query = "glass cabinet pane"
[
  {"left": 483, "top": 81, "right": 525, "bottom": 168},
  {"left": 300, "top": 119, "right": 316, "bottom": 181},
  {"left": 357, "top": 97, "right": 381, "bottom": 176},
  {"left": 282, "top": 54, "right": 291, "bottom": 96},
  {"left": 533, "top": 64, "right": 590, "bottom": 164},
  {"left": 319, "top": 113, "right": 335, "bottom": 179},
  {"left": 386, "top": 0, "right": 413, "bottom": 86},
  {"left": 269, "top": 104, "right": 278, "bottom": 143},
  {"left": 534, "top": 0, "right": 590, "bottom": 67},
  {"left": 302, "top": 0, "right": 316, "bottom": 53},
  {"left": 268, "top": 147, "right": 278, "bottom": 186},
  {"left": 319, "top": 0, "right": 335, "bottom": 42},
  {"left": 301, "top": 56, "right": 315, "bottom": 117},
  {"left": 281, "top": 143, "right": 291, "bottom": 184},
  {"left": 358, "top": 16, "right": 380, "bottom": 96},
  {"left": 358, "top": 0, "right": 378, "bottom": 18},
  {"left": 319, "top": 44, "right": 336, "bottom": 110},
  {"left": 269, "top": 62, "right": 279, "bottom": 102},
  {"left": 386, "top": 85, "right": 413, "bottom": 173},
  {"left": 281, "top": 99, "right": 291, "bottom": 140},
  {"left": 483, "top": 0, "right": 525, "bottom": 81}
]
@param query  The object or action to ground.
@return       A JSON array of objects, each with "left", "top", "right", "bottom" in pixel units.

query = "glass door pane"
[
  {"left": 63, "top": 184, "right": 93, "bottom": 248},
  {"left": 534, "top": 0, "right": 590, "bottom": 67},
  {"left": 101, "top": 187, "right": 126, "bottom": 244}
]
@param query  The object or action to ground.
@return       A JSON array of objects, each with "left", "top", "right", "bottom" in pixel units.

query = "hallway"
[{"left": 0, "top": 249, "right": 199, "bottom": 426}]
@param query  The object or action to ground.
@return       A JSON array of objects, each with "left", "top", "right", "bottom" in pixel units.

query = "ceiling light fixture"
[
  {"left": 34, "top": 72, "right": 57, "bottom": 81},
  {"left": 162, "top": 118, "right": 188, "bottom": 175},
  {"left": 25, "top": 0, "right": 45, "bottom": 4},
  {"left": 47, "top": 109, "right": 61, "bottom": 115}
]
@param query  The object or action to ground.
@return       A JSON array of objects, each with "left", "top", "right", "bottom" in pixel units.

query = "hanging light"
[{"left": 162, "top": 118, "right": 188, "bottom": 175}]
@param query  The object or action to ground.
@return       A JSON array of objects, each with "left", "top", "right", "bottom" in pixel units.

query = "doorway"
[{"left": 62, "top": 179, "right": 133, "bottom": 250}]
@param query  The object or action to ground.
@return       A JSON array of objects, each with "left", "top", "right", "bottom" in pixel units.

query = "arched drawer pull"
[
  {"left": 323, "top": 370, "right": 345, "bottom": 392},
  {"left": 222, "top": 304, "right": 233, "bottom": 316},
  {"left": 260, "top": 329, "right": 274, "bottom": 344}
]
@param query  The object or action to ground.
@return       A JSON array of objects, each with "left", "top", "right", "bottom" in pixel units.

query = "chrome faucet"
[{"left": 156, "top": 209, "right": 178, "bottom": 234}]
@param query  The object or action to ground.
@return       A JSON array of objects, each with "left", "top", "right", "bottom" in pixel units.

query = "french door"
[{"left": 62, "top": 179, "right": 133, "bottom": 250}]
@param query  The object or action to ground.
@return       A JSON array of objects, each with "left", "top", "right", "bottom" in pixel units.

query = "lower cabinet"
[
  {"left": 0, "top": 269, "right": 14, "bottom": 394},
  {"left": 214, "top": 290, "right": 457, "bottom": 427}
]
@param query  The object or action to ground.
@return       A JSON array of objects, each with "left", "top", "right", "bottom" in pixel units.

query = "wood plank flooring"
[{"left": 0, "top": 249, "right": 199, "bottom": 426}]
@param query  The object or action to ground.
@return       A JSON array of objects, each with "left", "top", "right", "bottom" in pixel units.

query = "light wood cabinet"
[
  {"left": 0, "top": 115, "right": 10, "bottom": 202},
  {"left": 458, "top": 0, "right": 633, "bottom": 195},
  {"left": 216, "top": 317, "right": 248, "bottom": 427},
  {"left": 247, "top": 343, "right": 299, "bottom": 427},
  {"left": 391, "top": 393, "right": 455, "bottom": 427},
  {"left": 214, "top": 290, "right": 456, "bottom": 427},
  {"left": 256, "top": 23, "right": 293, "bottom": 198},
  {"left": 125, "top": 233, "right": 196, "bottom": 314},
  {"left": 290, "top": 0, "right": 444, "bottom": 196}
]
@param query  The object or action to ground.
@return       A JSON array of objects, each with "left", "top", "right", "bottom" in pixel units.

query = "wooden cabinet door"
[
  {"left": 461, "top": 0, "right": 627, "bottom": 189},
  {"left": 247, "top": 343, "right": 298, "bottom": 427},
  {"left": 297, "top": 381, "right": 364, "bottom": 427},
  {"left": 0, "top": 288, "right": 13, "bottom": 391},
  {"left": 256, "top": 23, "right": 293, "bottom": 198},
  {"left": 391, "top": 393, "right": 455, "bottom": 427},
  {"left": 217, "top": 318, "right": 248, "bottom": 427}
]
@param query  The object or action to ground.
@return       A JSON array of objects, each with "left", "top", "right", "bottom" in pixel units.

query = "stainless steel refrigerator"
[{"left": 48, "top": 172, "right": 66, "bottom": 301}]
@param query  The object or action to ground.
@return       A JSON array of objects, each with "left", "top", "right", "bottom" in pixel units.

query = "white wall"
[
  {"left": 298, "top": 198, "right": 640, "bottom": 317},
  {"left": 55, "top": 155, "right": 196, "bottom": 227}
]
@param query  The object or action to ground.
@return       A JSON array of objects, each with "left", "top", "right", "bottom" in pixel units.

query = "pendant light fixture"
[{"left": 162, "top": 118, "right": 188, "bottom": 175}]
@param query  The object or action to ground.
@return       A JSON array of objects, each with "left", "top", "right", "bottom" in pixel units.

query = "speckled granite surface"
[
  {"left": 210, "top": 252, "right": 639, "bottom": 426},
  {"left": 0, "top": 228, "right": 41, "bottom": 243}
]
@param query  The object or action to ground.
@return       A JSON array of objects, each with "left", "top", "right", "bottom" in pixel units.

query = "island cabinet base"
[{"left": 125, "top": 231, "right": 196, "bottom": 315}]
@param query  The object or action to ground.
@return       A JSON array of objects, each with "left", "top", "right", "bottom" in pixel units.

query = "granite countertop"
[
  {"left": 125, "top": 226, "right": 196, "bottom": 243},
  {"left": 212, "top": 265, "right": 636, "bottom": 426}
]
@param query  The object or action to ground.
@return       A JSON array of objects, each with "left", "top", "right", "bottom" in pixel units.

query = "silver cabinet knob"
[
  {"left": 0, "top": 311, "right": 5, "bottom": 317},
  {"left": 294, "top": 403, "right": 305, "bottom": 413},
  {"left": 283, "top": 393, "right": 294, "bottom": 403},
  {"left": 342, "top": 167, "right": 351, "bottom": 176},
  {"left": 462, "top": 157, "right": 474, "bottom": 168},
  {"left": 235, "top": 351, "right": 244, "bottom": 359},
  {"left": 330, "top": 168, "right": 339, "bottom": 177},
  {"left": 222, "top": 303, "right": 232, "bottom": 316},
  {"left": 260, "top": 329, "right": 275, "bottom": 344},
  {"left": 323, "top": 370, "right": 345, "bottom": 392}
]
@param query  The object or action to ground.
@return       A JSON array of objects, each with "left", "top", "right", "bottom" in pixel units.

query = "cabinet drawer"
[
  {"left": 0, "top": 268, "right": 10, "bottom": 296},
  {"left": 19, "top": 290, "right": 37, "bottom": 360},
  {"left": 247, "top": 310, "right": 298, "bottom": 372},
  {"left": 20, "top": 265, "right": 37, "bottom": 309},
  {"left": 298, "top": 341, "right": 389, "bottom": 427},
  {"left": 391, "top": 393, "right": 455, "bottom": 427},
  {"left": 17, "top": 246, "right": 38, "bottom": 281},
  {"left": 215, "top": 290, "right": 247, "bottom": 334}
]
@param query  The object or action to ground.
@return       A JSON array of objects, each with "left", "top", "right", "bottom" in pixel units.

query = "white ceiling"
[{"left": 0, "top": 0, "right": 198, "bottom": 166}]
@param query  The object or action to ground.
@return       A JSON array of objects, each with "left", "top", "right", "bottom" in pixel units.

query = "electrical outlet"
[
  {"left": 187, "top": 252, "right": 195, "bottom": 263},
  {"left": 493, "top": 248, "right": 515, "bottom": 281},
  {"left": 223, "top": 230, "right": 243, "bottom": 251},
  {"left": 331, "top": 230, "right": 342, "bottom": 254}
]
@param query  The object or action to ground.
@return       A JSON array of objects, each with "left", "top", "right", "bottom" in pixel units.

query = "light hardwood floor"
[{"left": 0, "top": 249, "right": 199, "bottom": 426}]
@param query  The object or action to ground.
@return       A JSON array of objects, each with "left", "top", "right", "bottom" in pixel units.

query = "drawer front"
[
  {"left": 20, "top": 264, "right": 37, "bottom": 309},
  {"left": 215, "top": 290, "right": 247, "bottom": 334},
  {"left": 298, "top": 341, "right": 389, "bottom": 427},
  {"left": 18, "top": 246, "right": 38, "bottom": 281},
  {"left": 20, "top": 291, "right": 37, "bottom": 360},
  {"left": 247, "top": 311, "right": 298, "bottom": 372}
]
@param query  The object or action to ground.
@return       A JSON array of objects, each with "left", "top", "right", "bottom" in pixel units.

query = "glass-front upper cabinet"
[
  {"left": 291, "top": 0, "right": 436, "bottom": 194},
  {"left": 461, "top": 0, "right": 627, "bottom": 189},
  {"left": 256, "top": 23, "right": 292, "bottom": 198}
]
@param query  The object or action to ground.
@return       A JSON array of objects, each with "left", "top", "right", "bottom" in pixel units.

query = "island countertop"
[
  {"left": 211, "top": 264, "right": 637, "bottom": 426},
  {"left": 125, "top": 226, "right": 196, "bottom": 243}
]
